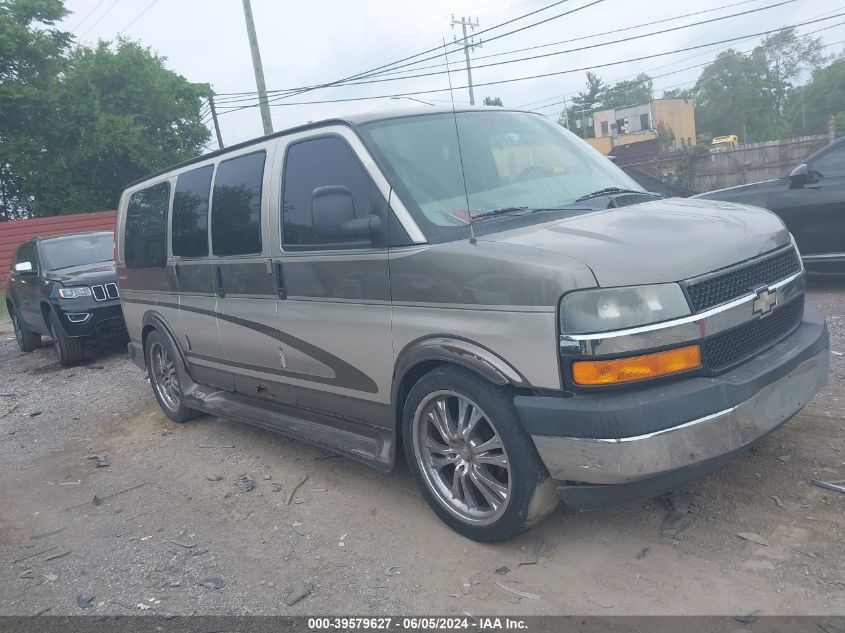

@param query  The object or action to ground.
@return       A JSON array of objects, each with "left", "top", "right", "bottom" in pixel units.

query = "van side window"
[
  {"left": 282, "top": 136, "right": 384, "bottom": 250},
  {"left": 173, "top": 165, "right": 213, "bottom": 257},
  {"left": 125, "top": 182, "right": 170, "bottom": 268},
  {"left": 211, "top": 151, "right": 266, "bottom": 256}
]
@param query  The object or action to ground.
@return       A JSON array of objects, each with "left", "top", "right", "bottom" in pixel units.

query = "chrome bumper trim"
[
  {"left": 560, "top": 271, "right": 805, "bottom": 355},
  {"left": 532, "top": 347, "right": 828, "bottom": 485},
  {"left": 802, "top": 252, "right": 845, "bottom": 262}
]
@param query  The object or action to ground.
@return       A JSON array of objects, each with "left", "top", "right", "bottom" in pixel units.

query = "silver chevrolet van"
[{"left": 117, "top": 108, "right": 828, "bottom": 542}]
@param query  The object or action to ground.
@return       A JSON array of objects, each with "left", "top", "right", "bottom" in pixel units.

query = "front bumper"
[
  {"left": 517, "top": 305, "right": 829, "bottom": 505},
  {"left": 54, "top": 302, "right": 126, "bottom": 338}
]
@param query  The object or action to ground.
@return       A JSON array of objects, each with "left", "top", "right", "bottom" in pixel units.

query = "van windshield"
[
  {"left": 40, "top": 233, "right": 114, "bottom": 271},
  {"left": 360, "top": 110, "right": 642, "bottom": 242}
]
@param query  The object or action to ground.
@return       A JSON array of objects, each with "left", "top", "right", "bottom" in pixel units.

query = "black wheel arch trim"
[
  {"left": 392, "top": 335, "right": 529, "bottom": 409},
  {"left": 140, "top": 311, "right": 194, "bottom": 386}
]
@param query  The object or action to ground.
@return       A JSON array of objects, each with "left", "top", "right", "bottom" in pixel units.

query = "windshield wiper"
[
  {"left": 470, "top": 206, "right": 529, "bottom": 219},
  {"left": 575, "top": 187, "right": 643, "bottom": 202}
]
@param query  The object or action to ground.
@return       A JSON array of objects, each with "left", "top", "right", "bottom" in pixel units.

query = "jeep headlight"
[
  {"left": 560, "top": 284, "right": 690, "bottom": 335},
  {"left": 58, "top": 286, "right": 92, "bottom": 299}
]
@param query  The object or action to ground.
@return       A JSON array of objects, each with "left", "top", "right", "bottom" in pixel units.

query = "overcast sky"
[{"left": 58, "top": 0, "right": 845, "bottom": 148}]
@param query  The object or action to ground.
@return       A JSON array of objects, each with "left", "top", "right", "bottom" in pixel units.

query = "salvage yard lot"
[{"left": 0, "top": 276, "right": 843, "bottom": 617}]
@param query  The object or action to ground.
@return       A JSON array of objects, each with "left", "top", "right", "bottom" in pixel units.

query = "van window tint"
[
  {"left": 173, "top": 165, "right": 213, "bottom": 257},
  {"left": 282, "top": 137, "right": 383, "bottom": 250},
  {"left": 211, "top": 152, "right": 265, "bottom": 256},
  {"left": 125, "top": 182, "right": 169, "bottom": 268}
]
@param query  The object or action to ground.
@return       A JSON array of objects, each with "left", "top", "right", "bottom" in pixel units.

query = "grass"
[{"left": 0, "top": 293, "right": 7, "bottom": 320}]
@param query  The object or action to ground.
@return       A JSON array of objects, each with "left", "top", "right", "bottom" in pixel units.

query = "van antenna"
[{"left": 443, "top": 38, "right": 475, "bottom": 243}]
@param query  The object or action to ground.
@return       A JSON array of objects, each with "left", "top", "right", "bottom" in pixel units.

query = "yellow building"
[{"left": 587, "top": 98, "right": 696, "bottom": 155}]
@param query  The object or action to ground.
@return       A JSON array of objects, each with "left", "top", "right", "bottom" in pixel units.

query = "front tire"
[
  {"left": 49, "top": 311, "right": 85, "bottom": 366},
  {"left": 144, "top": 330, "right": 199, "bottom": 423},
  {"left": 11, "top": 306, "right": 41, "bottom": 352},
  {"left": 402, "top": 366, "right": 558, "bottom": 542}
]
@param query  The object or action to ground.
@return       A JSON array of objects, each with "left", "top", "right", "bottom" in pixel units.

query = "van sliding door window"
[
  {"left": 172, "top": 165, "right": 213, "bottom": 257},
  {"left": 211, "top": 151, "right": 266, "bottom": 256},
  {"left": 125, "top": 182, "right": 170, "bottom": 268},
  {"left": 282, "top": 136, "right": 385, "bottom": 250}
]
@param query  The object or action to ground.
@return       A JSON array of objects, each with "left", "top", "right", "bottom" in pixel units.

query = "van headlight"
[
  {"left": 560, "top": 284, "right": 690, "bottom": 335},
  {"left": 58, "top": 287, "right": 92, "bottom": 299}
]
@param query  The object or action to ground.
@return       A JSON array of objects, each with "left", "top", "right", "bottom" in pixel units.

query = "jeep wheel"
[
  {"left": 145, "top": 330, "right": 199, "bottom": 423},
  {"left": 11, "top": 307, "right": 41, "bottom": 352},
  {"left": 403, "top": 366, "right": 558, "bottom": 542},
  {"left": 49, "top": 311, "right": 85, "bottom": 366}
]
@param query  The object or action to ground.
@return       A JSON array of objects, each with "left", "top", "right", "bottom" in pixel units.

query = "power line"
[
  {"left": 70, "top": 0, "right": 108, "bottom": 32},
  {"left": 524, "top": 15, "right": 845, "bottom": 112},
  {"left": 214, "top": 0, "right": 606, "bottom": 106},
  {"left": 214, "top": 0, "right": 798, "bottom": 108},
  {"left": 333, "top": 0, "right": 773, "bottom": 82},
  {"left": 77, "top": 0, "right": 123, "bottom": 38},
  {"left": 117, "top": 0, "right": 160, "bottom": 35},
  {"left": 214, "top": 0, "right": 586, "bottom": 101},
  {"left": 322, "top": 0, "right": 799, "bottom": 88},
  {"left": 213, "top": 12, "right": 845, "bottom": 114}
]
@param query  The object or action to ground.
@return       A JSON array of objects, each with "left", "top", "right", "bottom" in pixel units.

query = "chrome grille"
[
  {"left": 105, "top": 282, "right": 119, "bottom": 300},
  {"left": 91, "top": 285, "right": 107, "bottom": 301},
  {"left": 686, "top": 248, "right": 801, "bottom": 312},
  {"left": 704, "top": 298, "right": 804, "bottom": 371}
]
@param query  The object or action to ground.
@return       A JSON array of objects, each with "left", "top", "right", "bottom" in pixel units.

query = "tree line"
[
  {"left": 0, "top": 0, "right": 210, "bottom": 220},
  {"left": 559, "top": 28, "right": 843, "bottom": 145}
]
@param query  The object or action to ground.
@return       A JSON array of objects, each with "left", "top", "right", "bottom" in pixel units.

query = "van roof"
[{"left": 127, "top": 106, "right": 530, "bottom": 188}]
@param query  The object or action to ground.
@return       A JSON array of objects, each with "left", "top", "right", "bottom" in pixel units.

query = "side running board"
[{"left": 181, "top": 383, "right": 394, "bottom": 471}]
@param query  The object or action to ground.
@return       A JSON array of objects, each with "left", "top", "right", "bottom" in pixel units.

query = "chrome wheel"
[
  {"left": 413, "top": 390, "right": 511, "bottom": 525},
  {"left": 150, "top": 341, "right": 181, "bottom": 411}
]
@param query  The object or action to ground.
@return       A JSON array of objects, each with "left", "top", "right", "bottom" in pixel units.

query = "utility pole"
[
  {"left": 206, "top": 88, "right": 224, "bottom": 149},
  {"left": 241, "top": 0, "right": 273, "bottom": 135},
  {"left": 451, "top": 16, "right": 480, "bottom": 106}
]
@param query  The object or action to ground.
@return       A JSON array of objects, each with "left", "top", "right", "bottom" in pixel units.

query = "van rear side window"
[
  {"left": 173, "top": 165, "right": 213, "bottom": 258},
  {"left": 211, "top": 151, "right": 266, "bottom": 256},
  {"left": 125, "top": 182, "right": 170, "bottom": 268}
]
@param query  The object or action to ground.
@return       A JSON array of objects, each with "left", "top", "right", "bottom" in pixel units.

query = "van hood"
[{"left": 480, "top": 198, "right": 791, "bottom": 287}]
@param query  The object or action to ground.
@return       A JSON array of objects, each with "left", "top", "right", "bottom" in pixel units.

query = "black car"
[
  {"left": 5, "top": 231, "right": 126, "bottom": 366},
  {"left": 695, "top": 136, "right": 845, "bottom": 271}
]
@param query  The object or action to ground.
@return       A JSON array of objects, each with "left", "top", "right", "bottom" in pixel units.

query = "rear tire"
[
  {"left": 49, "top": 311, "right": 85, "bottom": 366},
  {"left": 402, "top": 365, "right": 558, "bottom": 542},
  {"left": 145, "top": 329, "right": 200, "bottom": 423},
  {"left": 11, "top": 306, "right": 41, "bottom": 352}
]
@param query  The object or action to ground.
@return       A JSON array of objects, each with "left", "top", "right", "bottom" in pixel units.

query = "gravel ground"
[{"left": 0, "top": 275, "right": 843, "bottom": 617}]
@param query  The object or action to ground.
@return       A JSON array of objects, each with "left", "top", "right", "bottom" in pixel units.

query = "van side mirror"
[
  {"left": 311, "top": 186, "right": 381, "bottom": 241},
  {"left": 788, "top": 163, "right": 808, "bottom": 189},
  {"left": 14, "top": 261, "right": 35, "bottom": 275}
]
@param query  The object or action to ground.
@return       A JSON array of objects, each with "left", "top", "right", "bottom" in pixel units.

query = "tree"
[
  {"left": 661, "top": 88, "right": 694, "bottom": 100},
  {"left": 0, "top": 0, "right": 209, "bottom": 218},
  {"left": 786, "top": 53, "right": 845, "bottom": 134},
  {"left": 25, "top": 39, "right": 210, "bottom": 216},
  {"left": 0, "top": 0, "right": 71, "bottom": 220},
  {"left": 482, "top": 96, "right": 503, "bottom": 106},
  {"left": 599, "top": 73, "right": 653, "bottom": 109},
  {"left": 559, "top": 71, "right": 605, "bottom": 137},
  {"left": 692, "top": 50, "right": 775, "bottom": 142},
  {"left": 755, "top": 28, "right": 829, "bottom": 117}
]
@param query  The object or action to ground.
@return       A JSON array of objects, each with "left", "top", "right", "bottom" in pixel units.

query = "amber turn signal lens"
[{"left": 572, "top": 345, "right": 702, "bottom": 386}]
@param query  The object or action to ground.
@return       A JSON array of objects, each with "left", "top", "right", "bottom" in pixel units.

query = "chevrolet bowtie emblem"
[{"left": 752, "top": 287, "right": 777, "bottom": 316}]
